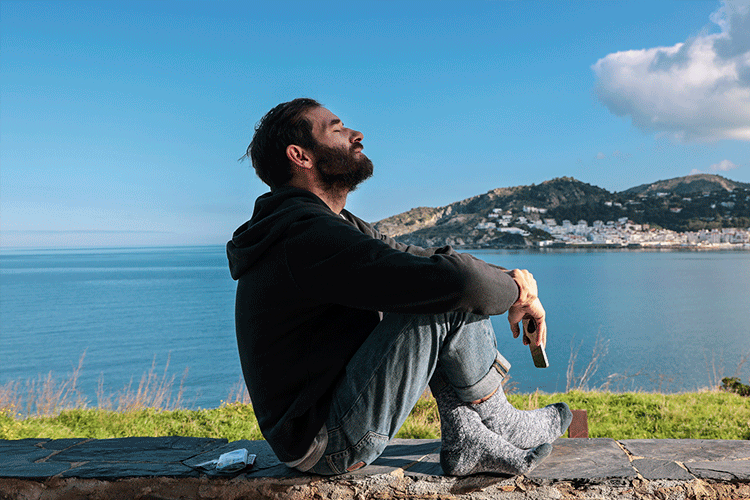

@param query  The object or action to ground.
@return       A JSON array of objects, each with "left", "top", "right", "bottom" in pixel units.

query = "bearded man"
[{"left": 227, "top": 98, "right": 571, "bottom": 476}]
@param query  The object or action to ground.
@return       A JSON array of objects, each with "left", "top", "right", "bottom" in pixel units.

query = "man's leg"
[
  {"left": 308, "top": 311, "right": 497, "bottom": 475},
  {"left": 308, "top": 311, "right": 558, "bottom": 476},
  {"left": 427, "top": 320, "right": 564, "bottom": 476},
  {"left": 428, "top": 313, "right": 571, "bottom": 456}
]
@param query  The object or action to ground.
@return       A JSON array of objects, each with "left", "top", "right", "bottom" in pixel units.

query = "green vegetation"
[
  {"left": 0, "top": 404, "right": 262, "bottom": 442},
  {"left": 547, "top": 189, "right": 750, "bottom": 233},
  {"left": 3, "top": 390, "right": 748, "bottom": 441},
  {"left": 514, "top": 391, "right": 749, "bottom": 440},
  {"left": 722, "top": 377, "right": 750, "bottom": 397},
  {"left": 3, "top": 353, "right": 747, "bottom": 442},
  {"left": 396, "top": 390, "right": 750, "bottom": 441}
]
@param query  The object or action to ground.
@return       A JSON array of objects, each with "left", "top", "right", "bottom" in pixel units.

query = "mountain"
[
  {"left": 374, "top": 174, "right": 750, "bottom": 248},
  {"left": 374, "top": 177, "right": 615, "bottom": 247},
  {"left": 622, "top": 174, "right": 750, "bottom": 196},
  {"left": 376, "top": 177, "right": 611, "bottom": 237}
]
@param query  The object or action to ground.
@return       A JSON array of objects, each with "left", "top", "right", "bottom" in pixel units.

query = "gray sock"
[
  {"left": 472, "top": 385, "right": 572, "bottom": 450},
  {"left": 435, "top": 386, "right": 552, "bottom": 476}
]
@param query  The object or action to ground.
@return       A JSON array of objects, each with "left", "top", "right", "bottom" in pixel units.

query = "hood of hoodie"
[{"left": 226, "top": 187, "right": 334, "bottom": 280}]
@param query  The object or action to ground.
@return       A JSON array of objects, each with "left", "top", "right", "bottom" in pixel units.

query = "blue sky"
[{"left": 2, "top": 0, "right": 749, "bottom": 248}]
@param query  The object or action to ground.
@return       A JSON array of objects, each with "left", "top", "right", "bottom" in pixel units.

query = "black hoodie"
[{"left": 226, "top": 186, "right": 519, "bottom": 462}]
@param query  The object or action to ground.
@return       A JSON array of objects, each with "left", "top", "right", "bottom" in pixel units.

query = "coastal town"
[
  {"left": 478, "top": 207, "right": 750, "bottom": 249},
  {"left": 375, "top": 175, "right": 750, "bottom": 250}
]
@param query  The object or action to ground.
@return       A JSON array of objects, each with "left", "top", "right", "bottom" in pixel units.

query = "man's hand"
[{"left": 506, "top": 269, "right": 547, "bottom": 348}]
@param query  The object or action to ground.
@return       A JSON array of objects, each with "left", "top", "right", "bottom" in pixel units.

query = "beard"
[{"left": 313, "top": 143, "right": 374, "bottom": 193}]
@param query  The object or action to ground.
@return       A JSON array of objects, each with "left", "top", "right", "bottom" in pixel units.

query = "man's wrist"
[{"left": 511, "top": 276, "right": 525, "bottom": 306}]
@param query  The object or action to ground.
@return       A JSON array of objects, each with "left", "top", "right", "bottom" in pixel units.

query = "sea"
[{"left": 1, "top": 245, "right": 749, "bottom": 410}]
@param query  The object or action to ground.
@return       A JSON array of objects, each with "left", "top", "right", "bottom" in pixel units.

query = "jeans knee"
[{"left": 444, "top": 311, "right": 490, "bottom": 331}]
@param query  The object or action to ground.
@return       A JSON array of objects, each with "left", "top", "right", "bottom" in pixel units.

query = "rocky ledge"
[{"left": 2, "top": 437, "right": 749, "bottom": 499}]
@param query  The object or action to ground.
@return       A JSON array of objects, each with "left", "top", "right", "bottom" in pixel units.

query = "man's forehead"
[{"left": 304, "top": 107, "right": 341, "bottom": 130}]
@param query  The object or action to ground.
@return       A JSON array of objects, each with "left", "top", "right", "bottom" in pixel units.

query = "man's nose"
[{"left": 350, "top": 129, "right": 363, "bottom": 143}]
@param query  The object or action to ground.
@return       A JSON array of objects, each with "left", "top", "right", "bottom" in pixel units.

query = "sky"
[{"left": 2, "top": 0, "right": 749, "bottom": 248}]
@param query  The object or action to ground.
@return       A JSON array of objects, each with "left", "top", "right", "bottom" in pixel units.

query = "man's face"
[{"left": 304, "top": 107, "right": 374, "bottom": 192}]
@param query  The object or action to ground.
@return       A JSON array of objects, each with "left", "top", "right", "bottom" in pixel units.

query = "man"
[{"left": 227, "top": 98, "right": 572, "bottom": 476}]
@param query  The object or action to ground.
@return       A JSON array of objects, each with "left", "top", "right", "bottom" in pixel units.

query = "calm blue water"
[{"left": 1, "top": 245, "right": 749, "bottom": 410}]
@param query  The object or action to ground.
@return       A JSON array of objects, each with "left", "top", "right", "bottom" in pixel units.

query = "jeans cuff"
[
  {"left": 287, "top": 423, "right": 328, "bottom": 472},
  {"left": 452, "top": 352, "right": 511, "bottom": 402}
]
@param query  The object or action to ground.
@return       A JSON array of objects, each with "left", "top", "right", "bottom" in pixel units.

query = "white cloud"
[
  {"left": 612, "top": 150, "right": 631, "bottom": 161},
  {"left": 710, "top": 159, "right": 739, "bottom": 171},
  {"left": 595, "top": 152, "right": 607, "bottom": 160},
  {"left": 690, "top": 168, "right": 703, "bottom": 175},
  {"left": 592, "top": 0, "right": 750, "bottom": 142}
]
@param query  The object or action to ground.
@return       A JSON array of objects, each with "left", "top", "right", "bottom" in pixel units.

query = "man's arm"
[
  {"left": 339, "top": 209, "right": 544, "bottom": 337},
  {"left": 319, "top": 209, "right": 544, "bottom": 341},
  {"left": 343, "top": 211, "right": 537, "bottom": 323},
  {"left": 284, "top": 212, "right": 520, "bottom": 316},
  {"left": 312, "top": 210, "right": 547, "bottom": 346}
]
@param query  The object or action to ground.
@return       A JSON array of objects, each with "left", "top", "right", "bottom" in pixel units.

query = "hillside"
[
  {"left": 373, "top": 174, "right": 750, "bottom": 248},
  {"left": 622, "top": 174, "right": 750, "bottom": 196}
]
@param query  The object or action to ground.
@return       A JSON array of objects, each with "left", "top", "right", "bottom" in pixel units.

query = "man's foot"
[
  {"left": 472, "top": 386, "right": 572, "bottom": 450},
  {"left": 435, "top": 386, "right": 553, "bottom": 476}
]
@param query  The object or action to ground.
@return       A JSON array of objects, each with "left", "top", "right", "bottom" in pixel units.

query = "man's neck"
[
  {"left": 314, "top": 187, "right": 348, "bottom": 215},
  {"left": 287, "top": 179, "right": 348, "bottom": 214}
]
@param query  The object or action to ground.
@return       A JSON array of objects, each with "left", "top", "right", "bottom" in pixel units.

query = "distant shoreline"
[
  {"left": 457, "top": 243, "right": 750, "bottom": 252},
  {"left": 2, "top": 242, "right": 749, "bottom": 256}
]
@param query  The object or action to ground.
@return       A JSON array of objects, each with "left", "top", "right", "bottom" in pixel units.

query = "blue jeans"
[{"left": 308, "top": 311, "right": 505, "bottom": 475}]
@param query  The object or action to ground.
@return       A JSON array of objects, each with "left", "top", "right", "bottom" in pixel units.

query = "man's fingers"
[
  {"left": 508, "top": 307, "right": 524, "bottom": 338},
  {"left": 509, "top": 297, "right": 547, "bottom": 347},
  {"left": 531, "top": 317, "right": 547, "bottom": 347},
  {"left": 510, "top": 320, "right": 521, "bottom": 339},
  {"left": 522, "top": 317, "right": 539, "bottom": 346},
  {"left": 528, "top": 299, "right": 546, "bottom": 346},
  {"left": 508, "top": 274, "right": 547, "bottom": 349},
  {"left": 508, "top": 307, "right": 523, "bottom": 324}
]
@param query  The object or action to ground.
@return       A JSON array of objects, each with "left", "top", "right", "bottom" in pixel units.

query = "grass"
[
  {"left": 0, "top": 404, "right": 263, "bottom": 442},
  {"left": 2, "top": 388, "right": 748, "bottom": 442},
  {"left": 512, "top": 390, "right": 750, "bottom": 440},
  {"left": 393, "top": 390, "right": 750, "bottom": 441},
  {"left": 1, "top": 354, "right": 749, "bottom": 442}
]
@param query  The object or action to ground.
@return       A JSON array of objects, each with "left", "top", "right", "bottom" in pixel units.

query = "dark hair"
[{"left": 242, "top": 98, "right": 321, "bottom": 189}]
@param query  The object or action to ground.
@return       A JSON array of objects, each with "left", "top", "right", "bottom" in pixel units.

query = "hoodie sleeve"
[{"left": 283, "top": 210, "right": 519, "bottom": 316}]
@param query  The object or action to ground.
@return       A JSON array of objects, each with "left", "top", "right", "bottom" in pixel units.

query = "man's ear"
[{"left": 286, "top": 144, "right": 314, "bottom": 170}]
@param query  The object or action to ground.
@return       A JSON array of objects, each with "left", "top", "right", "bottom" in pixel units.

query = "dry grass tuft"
[
  {"left": 225, "top": 377, "right": 252, "bottom": 405},
  {"left": 1, "top": 353, "right": 191, "bottom": 418},
  {"left": 0, "top": 353, "right": 87, "bottom": 417},
  {"left": 96, "top": 355, "right": 188, "bottom": 412}
]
